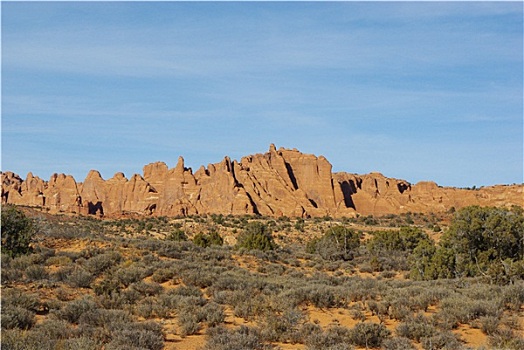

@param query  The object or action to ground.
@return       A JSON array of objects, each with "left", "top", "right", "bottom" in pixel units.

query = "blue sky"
[{"left": 2, "top": 1, "right": 523, "bottom": 188}]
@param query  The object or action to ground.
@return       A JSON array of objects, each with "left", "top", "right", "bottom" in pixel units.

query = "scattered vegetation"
[{"left": 1, "top": 206, "right": 523, "bottom": 349}]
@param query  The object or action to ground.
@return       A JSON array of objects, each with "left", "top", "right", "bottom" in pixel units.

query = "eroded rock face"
[
  {"left": 2, "top": 145, "right": 522, "bottom": 218},
  {"left": 333, "top": 172, "right": 523, "bottom": 216}
]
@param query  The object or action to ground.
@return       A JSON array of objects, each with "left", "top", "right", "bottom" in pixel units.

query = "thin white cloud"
[{"left": 2, "top": 2, "right": 522, "bottom": 187}]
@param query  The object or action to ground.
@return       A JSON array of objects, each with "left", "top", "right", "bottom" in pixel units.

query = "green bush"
[
  {"left": 368, "top": 227, "right": 430, "bottom": 255},
  {"left": 307, "top": 225, "right": 360, "bottom": 261},
  {"left": 236, "top": 222, "right": 276, "bottom": 251},
  {"left": 166, "top": 228, "right": 187, "bottom": 241},
  {"left": 1, "top": 205, "right": 36, "bottom": 257},
  {"left": 193, "top": 229, "right": 224, "bottom": 247}
]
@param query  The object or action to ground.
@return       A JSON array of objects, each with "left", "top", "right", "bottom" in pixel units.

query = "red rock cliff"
[{"left": 2, "top": 145, "right": 522, "bottom": 218}]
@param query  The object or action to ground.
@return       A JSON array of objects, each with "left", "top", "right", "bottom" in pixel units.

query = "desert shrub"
[
  {"left": 1, "top": 266, "right": 23, "bottom": 283},
  {"left": 307, "top": 225, "right": 360, "bottom": 261},
  {"left": 367, "top": 300, "right": 388, "bottom": 317},
  {"left": 231, "top": 292, "right": 268, "bottom": 320},
  {"left": 25, "top": 264, "right": 49, "bottom": 281},
  {"left": 421, "top": 331, "right": 462, "bottom": 350},
  {"left": 204, "top": 326, "right": 271, "bottom": 350},
  {"left": 62, "top": 337, "right": 101, "bottom": 350},
  {"left": 261, "top": 308, "right": 304, "bottom": 342},
  {"left": 180, "top": 268, "right": 215, "bottom": 288},
  {"left": 349, "top": 322, "right": 390, "bottom": 348},
  {"left": 46, "top": 255, "right": 73, "bottom": 266},
  {"left": 178, "top": 306, "right": 202, "bottom": 336},
  {"left": 10, "top": 253, "right": 42, "bottom": 270},
  {"left": 438, "top": 296, "right": 500, "bottom": 324},
  {"left": 32, "top": 319, "right": 73, "bottom": 340},
  {"left": 305, "top": 325, "right": 353, "bottom": 350},
  {"left": 84, "top": 251, "right": 121, "bottom": 275},
  {"left": 1, "top": 329, "right": 56, "bottom": 350},
  {"left": 105, "top": 321, "right": 164, "bottom": 350},
  {"left": 305, "top": 285, "right": 341, "bottom": 308},
  {"left": 200, "top": 302, "right": 226, "bottom": 327},
  {"left": 1, "top": 305, "right": 36, "bottom": 329},
  {"left": 78, "top": 308, "right": 131, "bottom": 328},
  {"left": 501, "top": 281, "right": 524, "bottom": 311},
  {"left": 1, "top": 205, "right": 36, "bottom": 257},
  {"left": 290, "top": 322, "right": 321, "bottom": 345},
  {"left": 151, "top": 267, "right": 176, "bottom": 283},
  {"left": 478, "top": 316, "right": 500, "bottom": 335},
  {"left": 2, "top": 288, "right": 40, "bottom": 312},
  {"left": 55, "top": 296, "right": 98, "bottom": 323},
  {"left": 134, "top": 298, "right": 155, "bottom": 319},
  {"left": 488, "top": 328, "right": 524, "bottom": 350},
  {"left": 382, "top": 336, "right": 416, "bottom": 350},
  {"left": 114, "top": 264, "right": 150, "bottom": 287},
  {"left": 388, "top": 303, "right": 412, "bottom": 321},
  {"left": 130, "top": 281, "right": 163, "bottom": 296},
  {"left": 172, "top": 284, "right": 204, "bottom": 298},
  {"left": 51, "top": 265, "right": 73, "bottom": 282},
  {"left": 236, "top": 221, "right": 276, "bottom": 251},
  {"left": 396, "top": 315, "right": 437, "bottom": 341},
  {"left": 66, "top": 267, "right": 94, "bottom": 288}
]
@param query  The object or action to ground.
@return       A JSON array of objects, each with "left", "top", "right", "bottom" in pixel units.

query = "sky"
[{"left": 2, "top": 1, "right": 523, "bottom": 188}]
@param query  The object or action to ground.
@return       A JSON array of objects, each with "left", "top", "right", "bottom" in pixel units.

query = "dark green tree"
[
  {"left": 441, "top": 206, "right": 524, "bottom": 278},
  {"left": 409, "top": 239, "right": 437, "bottom": 280},
  {"left": 1, "top": 205, "right": 36, "bottom": 257},
  {"left": 410, "top": 206, "right": 524, "bottom": 282},
  {"left": 367, "top": 226, "right": 430, "bottom": 254}
]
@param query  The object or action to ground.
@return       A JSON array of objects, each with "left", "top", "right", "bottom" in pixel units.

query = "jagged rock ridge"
[{"left": 2, "top": 145, "right": 522, "bottom": 218}]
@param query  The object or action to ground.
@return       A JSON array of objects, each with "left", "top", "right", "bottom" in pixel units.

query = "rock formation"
[{"left": 2, "top": 145, "right": 522, "bottom": 218}]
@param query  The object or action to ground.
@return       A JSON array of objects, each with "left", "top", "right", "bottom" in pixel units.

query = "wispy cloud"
[{"left": 2, "top": 2, "right": 522, "bottom": 187}]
